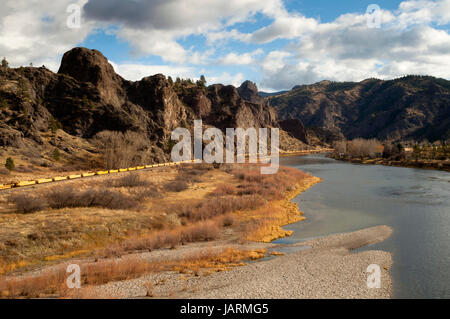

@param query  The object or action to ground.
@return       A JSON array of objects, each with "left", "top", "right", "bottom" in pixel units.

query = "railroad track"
[{"left": 0, "top": 149, "right": 333, "bottom": 191}]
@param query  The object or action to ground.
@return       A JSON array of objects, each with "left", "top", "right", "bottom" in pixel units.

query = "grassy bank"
[
  {"left": 330, "top": 155, "right": 450, "bottom": 172},
  {"left": 0, "top": 163, "right": 319, "bottom": 298}
]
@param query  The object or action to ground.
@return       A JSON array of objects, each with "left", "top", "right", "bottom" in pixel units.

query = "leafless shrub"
[
  {"left": 333, "top": 140, "right": 347, "bottom": 156},
  {"left": 10, "top": 193, "right": 46, "bottom": 213},
  {"left": 230, "top": 166, "right": 308, "bottom": 200},
  {"left": 181, "top": 220, "right": 219, "bottom": 242},
  {"left": 111, "top": 220, "right": 220, "bottom": 254},
  {"left": 129, "top": 186, "right": 161, "bottom": 199},
  {"left": 212, "top": 184, "right": 236, "bottom": 196},
  {"left": 343, "top": 138, "right": 383, "bottom": 159},
  {"left": 177, "top": 195, "right": 265, "bottom": 222},
  {"left": 0, "top": 266, "right": 66, "bottom": 298},
  {"left": 177, "top": 164, "right": 212, "bottom": 183},
  {"left": 180, "top": 163, "right": 213, "bottom": 172},
  {"left": 44, "top": 186, "right": 136, "bottom": 210},
  {"left": 164, "top": 180, "right": 189, "bottom": 192},
  {"left": 108, "top": 174, "right": 150, "bottom": 188},
  {"left": 93, "top": 130, "right": 151, "bottom": 169},
  {"left": 0, "top": 167, "right": 10, "bottom": 175},
  {"left": 219, "top": 213, "right": 234, "bottom": 227}
]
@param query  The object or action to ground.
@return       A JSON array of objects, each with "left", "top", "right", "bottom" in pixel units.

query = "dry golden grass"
[
  {"left": 0, "top": 247, "right": 267, "bottom": 298},
  {"left": 0, "top": 160, "right": 321, "bottom": 298},
  {"left": 229, "top": 166, "right": 322, "bottom": 242},
  {"left": 0, "top": 165, "right": 232, "bottom": 274},
  {"left": 0, "top": 131, "right": 102, "bottom": 185},
  {"left": 99, "top": 219, "right": 223, "bottom": 257}
]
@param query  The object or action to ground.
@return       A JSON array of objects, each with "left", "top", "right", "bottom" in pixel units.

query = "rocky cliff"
[
  {"left": 268, "top": 76, "right": 450, "bottom": 143},
  {"left": 0, "top": 47, "right": 292, "bottom": 169}
]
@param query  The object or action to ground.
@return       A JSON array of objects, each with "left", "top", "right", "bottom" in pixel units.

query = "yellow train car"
[
  {"left": 82, "top": 172, "right": 96, "bottom": 177},
  {"left": 15, "top": 180, "right": 36, "bottom": 187},
  {"left": 36, "top": 178, "right": 53, "bottom": 184}
]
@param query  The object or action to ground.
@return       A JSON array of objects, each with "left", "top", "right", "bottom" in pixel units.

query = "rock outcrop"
[
  {"left": 279, "top": 119, "right": 309, "bottom": 144},
  {"left": 0, "top": 47, "right": 287, "bottom": 167},
  {"left": 269, "top": 76, "right": 450, "bottom": 142}
]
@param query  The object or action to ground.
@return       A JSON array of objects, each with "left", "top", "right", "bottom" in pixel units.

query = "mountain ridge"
[
  {"left": 0, "top": 47, "right": 303, "bottom": 170},
  {"left": 268, "top": 75, "right": 450, "bottom": 143}
]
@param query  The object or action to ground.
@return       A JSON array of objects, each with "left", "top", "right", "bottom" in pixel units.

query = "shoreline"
[
  {"left": 93, "top": 225, "right": 393, "bottom": 298},
  {"left": 1, "top": 164, "right": 394, "bottom": 299},
  {"left": 0, "top": 170, "right": 394, "bottom": 299},
  {"left": 329, "top": 155, "right": 450, "bottom": 172},
  {"left": 236, "top": 174, "right": 322, "bottom": 243}
]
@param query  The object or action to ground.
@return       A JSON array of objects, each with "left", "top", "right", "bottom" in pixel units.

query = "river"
[{"left": 277, "top": 154, "right": 450, "bottom": 299}]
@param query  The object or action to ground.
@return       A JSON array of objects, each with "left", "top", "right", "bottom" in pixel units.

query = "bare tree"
[
  {"left": 93, "top": 130, "right": 151, "bottom": 169},
  {"left": 345, "top": 138, "right": 382, "bottom": 159},
  {"left": 333, "top": 140, "right": 347, "bottom": 157}
]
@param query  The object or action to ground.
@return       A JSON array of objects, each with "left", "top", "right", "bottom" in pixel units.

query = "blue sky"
[{"left": 1, "top": 0, "right": 450, "bottom": 91}]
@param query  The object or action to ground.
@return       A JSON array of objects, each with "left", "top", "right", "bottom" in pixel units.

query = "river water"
[{"left": 277, "top": 154, "right": 450, "bottom": 299}]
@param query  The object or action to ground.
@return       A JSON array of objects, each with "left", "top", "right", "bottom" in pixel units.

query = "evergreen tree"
[
  {"left": 53, "top": 148, "right": 61, "bottom": 161},
  {"left": 197, "top": 75, "right": 207, "bottom": 87},
  {"left": 200, "top": 75, "right": 206, "bottom": 85},
  {"left": 5, "top": 157, "right": 15, "bottom": 171},
  {"left": 1, "top": 57, "right": 8, "bottom": 70}
]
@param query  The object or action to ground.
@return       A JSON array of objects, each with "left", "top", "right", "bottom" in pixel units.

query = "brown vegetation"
[
  {"left": 0, "top": 247, "right": 267, "bottom": 298},
  {"left": 93, "top": 130, "right": 152, "bottom": 169},
  {"left": 332, "top": 139, "right": 450, "bottom": 171},
  {"left": 333, "top": 138, "right": 383, "bottom": 159},
  {"left": 0, "top": 161, "right": 319, "bottom": 298}
]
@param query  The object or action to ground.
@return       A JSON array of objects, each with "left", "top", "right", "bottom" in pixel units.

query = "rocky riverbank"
[{"left": 91, "top": 225, "right": 393, "bottom": 299}]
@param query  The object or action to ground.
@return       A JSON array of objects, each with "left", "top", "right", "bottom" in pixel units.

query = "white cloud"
[
  {"left": 261, "top": 50, "right": 291, "bottom": 73},
  {"left": 83, "top": 0, "right": 283, "bottom": 63},
  {"left": 258, "top": 0, "right": 450, "bottom": 90},
  {"left": 110, "top": 62, "right": 246, "bottom": 89},
  {"left": 250, "top": 13, "right": 318, "bottom": 44},
  {"left": 207, "top": 72, "right": 246, "bottom": 87},
  {"left": 0, "top": 0, "right": 93, "bottom": 71},
  {"left": 109, "top": 61, "right": 196, "bottom": 81},
  {"left": 218, "top": 49, "right": 263, "bottom": 65},
  {"left": 1, "top": 0, "right": 450, "bottom": 92},
  {"left": 397, "top": 0, "right": 450, "bottom": 26}
]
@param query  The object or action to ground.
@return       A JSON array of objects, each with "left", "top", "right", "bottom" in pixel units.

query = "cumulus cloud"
[
  {"left": 218, "top": 49, "right": 263, "bottom": 65},
  {"left": 0, "top": 0, "right": 93, "bottom": 70},
  {"left": 250, "top": 12, "right": 318, "bottom": 44},
  {"left": 259, "top": 0, "right": 450, "bottom": 90},
  {"left": 83, "top": 0, "right": 280, "bottom": 30},
  {"left": 206, "top": 72, "right": 246, "bottom": 87},
  {"left": 83, "top": 0, "right": 282, "bottom": 63},
  {"left": 1, "top": 0, "right": 450, "bottom": 91},
  {"left": 109, "top": 61, "right": 196, "bottom": 81}
]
